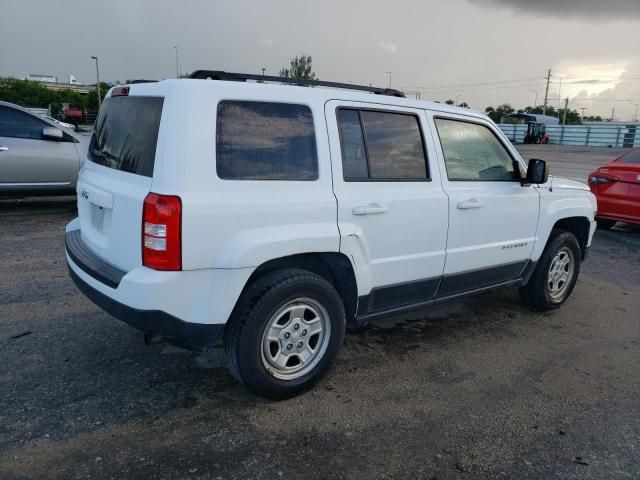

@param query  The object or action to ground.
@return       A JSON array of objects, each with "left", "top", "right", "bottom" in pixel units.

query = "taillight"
[
  {"left": 142, "top": 193, "right": 182, "bottom": 270},
  {"left": 589, "top": 175, "right": 614, "bottom": 186}
]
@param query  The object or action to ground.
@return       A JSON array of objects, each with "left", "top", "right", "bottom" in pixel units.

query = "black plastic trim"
[
  {"left": 437, "top": 260, "right": 528, "bottom": 297},
  {"left": 354, "top": 260, "right": 532, "bottom": 326},
  {"left": 65, "top": 230, "right": 125, "bottom": 289},
  {"left": 357, "top": 276, "right": 440, "bottom": 317},
  {"left": 67, "top": 267, "right": 224, "bottom": 351}
]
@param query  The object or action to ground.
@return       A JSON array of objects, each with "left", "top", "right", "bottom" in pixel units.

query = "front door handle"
[
  {"left": 457, "top": 198, "right": 483, "bottom": 209},
  {"left": 0, "top": 146, "right": 8, "bottom": 152},
  {"left": 352, "top": 203, "right": 388, "bottom": 216}
]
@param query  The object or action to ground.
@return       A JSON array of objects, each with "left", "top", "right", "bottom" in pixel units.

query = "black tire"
[
  {"left": 519, "top": 231, "right": 581, "bottom": 311},
  {"left": 596, "top": 218, "right": 616, "bottom": 230},
  {"left": 225, "top": 268, "right": 345, "bottom": 400}
]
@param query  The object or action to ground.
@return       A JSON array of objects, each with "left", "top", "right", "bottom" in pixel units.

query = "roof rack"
[{"left": 188, "top": 70, "right": 405, "bottom": 98}]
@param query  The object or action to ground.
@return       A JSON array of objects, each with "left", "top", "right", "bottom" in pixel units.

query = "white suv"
[{"left": 66, "top": 71, "right": 597, "bottom": 399}]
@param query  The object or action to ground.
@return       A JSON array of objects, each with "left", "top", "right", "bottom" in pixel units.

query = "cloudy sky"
[{"left": 1, "top": 0, "right": 639, "bottom": 120}]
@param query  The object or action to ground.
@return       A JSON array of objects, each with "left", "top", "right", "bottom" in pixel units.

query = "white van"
[{"left": 66, "top": 71, "right": 596, "bottom": 399}]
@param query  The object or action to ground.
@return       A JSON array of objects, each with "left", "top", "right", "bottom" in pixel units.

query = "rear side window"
[
  {"left": 0, "top": 106, "right": 47, "bottom": 140},
  {"left": 216, "top": 101, "right": 318, "bottom": 180},
  {"left": 89, "top": 96, "right": 164, "bottom": 177},
  {"left": 619, "top": 149, "right": 640, "bottom": 164},
  {"left": 337, "top": 108, "right": 428, "bottom": 181}
]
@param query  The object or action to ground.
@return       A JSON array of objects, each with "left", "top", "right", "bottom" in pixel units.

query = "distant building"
[
  {"left": 69, "top": 75, "right": 78, "bottom": 85},
  {"left": 27, "top": 74, "right": 58, "bottom": 83}
]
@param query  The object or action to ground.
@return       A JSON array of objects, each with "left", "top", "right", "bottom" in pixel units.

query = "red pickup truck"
[{"left": 61, "top": 105, "right": 84, "bottom": 126}]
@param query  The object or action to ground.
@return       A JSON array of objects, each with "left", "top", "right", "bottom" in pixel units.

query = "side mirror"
[
  {"left": 42, "top": 126, "right": 64, "bottom": 141},
  {"left": 523, "top": 158, "right": 548, "bottom": 185}
]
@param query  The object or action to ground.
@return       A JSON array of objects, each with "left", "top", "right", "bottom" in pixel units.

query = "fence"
[
  {"left": 26, "top": 106, "right": 51, "bottom": 118},
  {"left": 497, "top": 123, "right": 640, "bottom": 148}
]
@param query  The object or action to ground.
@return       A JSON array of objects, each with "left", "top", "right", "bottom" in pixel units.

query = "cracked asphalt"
[{"left": 1, "top": 155, "right": 639, "bottom": 479}]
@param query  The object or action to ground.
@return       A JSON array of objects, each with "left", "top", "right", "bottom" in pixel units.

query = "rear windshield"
[
  {"left": 89, "top": 96, "right": 164, "bottom": 177},
  {"left": 619, "top": 149, "right": 640, "bottom": 164}
]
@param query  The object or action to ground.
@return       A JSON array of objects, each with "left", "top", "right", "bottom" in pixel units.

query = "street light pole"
[
  {"left": 90, "top": 56, "right": 101, "bottom": 109},
  {"left": 580, "top": 107, "right": 587, "bottom": 122},
  {"left": 386, "top": 71, "right": 392, "bottom": 88},
  {"left": 174, "top": 46, "right": 179, "bottom": 78},
  {"left": 632, "top": 102, "right": 639, "bottom": 122}
]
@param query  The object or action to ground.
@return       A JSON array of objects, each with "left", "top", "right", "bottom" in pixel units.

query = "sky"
[{"left": 1, "top": 0, "right": 639, "bottom": 120}]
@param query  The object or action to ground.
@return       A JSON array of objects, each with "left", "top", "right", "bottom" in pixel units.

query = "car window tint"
[
  {"left": 435, "top": 118, "right": 517, "bottom": 181},
  {"left": 0, "top": 106, "right": 47, "bottom": 140},
  {"left": 619, "top": 149, "right": 640, "bottom": 164},
  {"left": 216, "top": 101, "right": 318, "bottom": 180},
  {"left": 89, "top": 96, "right": 164, "bottom": 177},
  {"left": 361, "top": 111, "right": 427, "bottom": 179},
  {"left": 337, "top": 109, "right": 368, "bottom": 179}
]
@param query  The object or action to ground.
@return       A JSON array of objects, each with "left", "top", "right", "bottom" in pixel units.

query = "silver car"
[{"left": 0, "top": 101, "right": 88, "bottom": 196}]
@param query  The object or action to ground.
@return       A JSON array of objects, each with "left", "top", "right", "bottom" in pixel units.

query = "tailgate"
[{"left": 76, "top": 94, "right": 164, "bottom": 272}]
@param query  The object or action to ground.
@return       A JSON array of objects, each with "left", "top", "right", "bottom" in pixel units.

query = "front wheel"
[
  {"left": 225, "top": 268, "right": 345, "bottom": 400},
  {"left": 519, "top": 231, "right": 581, "bottom": 311}
]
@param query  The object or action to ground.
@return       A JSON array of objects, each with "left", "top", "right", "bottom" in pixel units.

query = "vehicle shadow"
[{"left": 0, "top": 195, "right": 76, "bottom": 217}]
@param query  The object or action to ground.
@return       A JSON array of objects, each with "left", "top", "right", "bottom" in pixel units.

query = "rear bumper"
[
  {"left": 65, "top": 227, "right": 230, "bottom": 351},
  {"left": 68, "top": 266, "right": 223, "bottom": 350}
]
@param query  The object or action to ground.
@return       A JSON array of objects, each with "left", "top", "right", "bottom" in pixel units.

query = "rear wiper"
[{"left": 91, "top": 147, "right": 118, "bottom": 161}]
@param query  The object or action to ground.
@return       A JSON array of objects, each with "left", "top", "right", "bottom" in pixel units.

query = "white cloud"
[{"left": 378, "top": 41, "right": 398, "bottom": 54}]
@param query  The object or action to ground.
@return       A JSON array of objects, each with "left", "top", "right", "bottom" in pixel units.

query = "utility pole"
[
  {"left": 632, "top": 102, "right": 639, "bottom": 122},
  {"left": 90, "top": 56, "right": 101, "bottom": 109},
  {"left": 174, "top": 46, "right": 179, "bottom": 78},
  {"left": 543, "top": 69, "right": 552, "bottom": 116},
  {"left": 530, "top": 90, "right": 538, "bottom": 106},
  {"left": 562, "top": 97, "right": 569, "bottom": 125},
  {"left": 386, "top": 71, "right": 392, "bottom": 88},
  {"left": 611, "top": 107, "right": 615, "bottom": 122}
]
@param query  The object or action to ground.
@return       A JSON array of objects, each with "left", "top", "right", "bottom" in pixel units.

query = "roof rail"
[{"left": 188, "top": 70, "right": 406, "bottom": 98}]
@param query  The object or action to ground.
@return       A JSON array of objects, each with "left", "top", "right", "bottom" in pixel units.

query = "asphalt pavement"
[{"left": 1, "top": 146, "right": 639, "bottom": 479}]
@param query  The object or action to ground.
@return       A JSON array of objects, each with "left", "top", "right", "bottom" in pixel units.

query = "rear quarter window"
[
  {"left": 89, "top": 96, "right": 164, "bottom": 177},
  {"left": 216, "top": 101, "right": 318, "bottom": 180}
]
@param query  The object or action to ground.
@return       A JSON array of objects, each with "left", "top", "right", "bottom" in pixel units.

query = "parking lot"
[{"left": 1, "top": 145, "right": 639, "bottom": 479}]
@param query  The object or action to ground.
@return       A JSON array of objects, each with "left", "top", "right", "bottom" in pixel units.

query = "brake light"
[
  {"left": 142, "top": 193, "right": 181, "bottom": 270},
  {"left": 112, "top": 86, "right": 129, "bottom": 96}
]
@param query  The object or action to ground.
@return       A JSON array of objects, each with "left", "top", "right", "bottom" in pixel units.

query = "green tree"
[
  {"left": 279, "top": 55, "right": 317, "bottom": 81},
  {"left": 0, "top": 77, "right": 110, "bottom": 116},
  {"left": 485, "top": 103, "right": 514, "bottom": 122},
  {"left": 444, "top": 99, "right": 455, "bottom": 105}
]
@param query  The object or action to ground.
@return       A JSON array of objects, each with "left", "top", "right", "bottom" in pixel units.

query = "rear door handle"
[
  {"left": 457, "top": 198, "right": 483, "bottom": 209},
  {"left": 352, "top": 203, "right": 388, "bottom": 215},
  {"left": 0, "top": 146, "right": 8, "bottom": 152}
]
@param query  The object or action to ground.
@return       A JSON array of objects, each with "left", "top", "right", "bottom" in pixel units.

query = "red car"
[{"left": 588, "top": 148, "right": 640, "bottom": 229}]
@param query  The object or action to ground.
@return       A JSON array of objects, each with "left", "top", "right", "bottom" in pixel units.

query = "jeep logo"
[{"left": 81, "top": 190, "right": 89, "bottom": 200}]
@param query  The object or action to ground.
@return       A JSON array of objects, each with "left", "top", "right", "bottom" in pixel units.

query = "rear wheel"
[
  {"left": 225, "top": 269, "right": 345, "bottom": 399},
  {"left": 519, "top": 231, "right": 581, "bottom": 311},
  {"left": 596, "top": 218, "right": 616, "bottom": 230}
]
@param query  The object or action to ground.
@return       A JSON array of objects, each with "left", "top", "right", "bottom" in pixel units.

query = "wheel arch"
[
  {"left": 231, "top": 252, "right": 359, "bottom": 329},
  {"left": 551, "top": 216, "right": 591, "bottom": 259}
]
